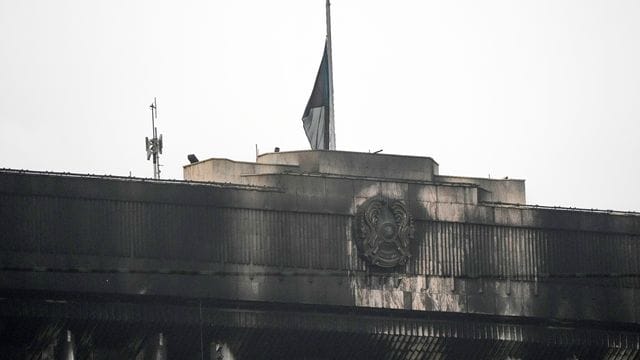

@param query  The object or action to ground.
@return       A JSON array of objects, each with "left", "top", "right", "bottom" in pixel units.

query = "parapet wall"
[
  {"left": 184, "top": 150, "right": 526, "bottom": 206},
  {"left": 183, "top": 158, "right": 299, "bottom": 185},
  {"left": 435, "top": 175, "right": 526, "bottom": 204},
  {"left": 256, "top": 150, "right": 439, "bottom": 182}
]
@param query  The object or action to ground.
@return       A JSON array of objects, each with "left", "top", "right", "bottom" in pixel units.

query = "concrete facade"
[
  {"left": 1, "top": 150, "right": 639, "bottom": 358},
  {"left": 180, "top": 151, "right": 640, "bottom": 325}
]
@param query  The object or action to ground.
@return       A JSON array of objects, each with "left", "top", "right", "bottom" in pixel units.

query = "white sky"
[{"left": 1, "top": 0, "right": 639, "bottom": 211}]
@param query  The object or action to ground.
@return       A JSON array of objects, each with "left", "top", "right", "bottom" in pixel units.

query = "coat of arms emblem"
[{"left": 356, "top": 197, "right": 415, "bottom": 268}]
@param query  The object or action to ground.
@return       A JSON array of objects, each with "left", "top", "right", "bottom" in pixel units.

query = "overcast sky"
[{"left": 1, "top": 0, "right": 639, "bottom": 211}]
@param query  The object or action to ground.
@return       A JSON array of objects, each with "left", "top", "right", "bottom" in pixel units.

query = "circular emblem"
[{"left": 356, "top": 197, "right": 415, "bottom": 268}]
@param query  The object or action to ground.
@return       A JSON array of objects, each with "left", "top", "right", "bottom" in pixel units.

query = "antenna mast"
[{"left": 145, "top": 97, "right": 163, "bottom": 179}]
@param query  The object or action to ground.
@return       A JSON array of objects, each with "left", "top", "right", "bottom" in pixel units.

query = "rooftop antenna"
[{"left": 145, "top": 97, "right": 163, "bottom": 179}]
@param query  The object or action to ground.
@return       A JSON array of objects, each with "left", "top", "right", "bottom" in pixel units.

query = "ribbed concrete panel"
[
  {"left": 2, "top": 193, "right": 639, "bottom": 278},
  {"left": 0, "top": 194, "right": 130, "bottom": 257},
  {"left": 410, "top": 221, "right": 640, "bottom": 279}
]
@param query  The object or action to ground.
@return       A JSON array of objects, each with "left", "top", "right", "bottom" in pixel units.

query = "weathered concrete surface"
[
  {"left": 435, "top": 175, "right": 526, "bottom": 204},
  {"left": 183, "top": 157, "right": 300, "bottom": 185},
  {"left": 4, "top": 296, "right": 639, "bottom": 359},
  {"left": 3, "top": 148, "right": 640, "bottom": 357},
  {"left": 256, "top": 150, "right": 439, "bottom": 181},
  {"left": 2, "top": 169, "right": 640, "bottom": 327},
  {"left": 187, "top": 151, "right": 524, "bottom": 206}
]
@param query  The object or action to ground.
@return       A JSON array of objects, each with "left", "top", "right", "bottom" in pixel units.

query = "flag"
[{"left": 302, "top": 40, "right": 335, "bottom": 150}]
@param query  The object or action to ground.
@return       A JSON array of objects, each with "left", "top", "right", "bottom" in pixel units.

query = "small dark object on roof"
[{"left": 187, "top": 154, "right": 199, "bottom": 164}]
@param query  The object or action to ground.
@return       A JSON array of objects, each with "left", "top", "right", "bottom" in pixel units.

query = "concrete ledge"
[
  {"left": 435, "top": 175, "right": 526, "bottom": 205},
  {"left": 183, "top": 158, "right": 300, "bottom": 184},
  {"left": 257, "top": 150, "right": 438, "bottom": 182},
  {"left": 3, "top": 263, "right": 638, "bottom": 324}
]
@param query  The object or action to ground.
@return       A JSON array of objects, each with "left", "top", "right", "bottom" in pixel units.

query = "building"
[{"left": 1, "top": 150, "right": 639, "bottom": 359}]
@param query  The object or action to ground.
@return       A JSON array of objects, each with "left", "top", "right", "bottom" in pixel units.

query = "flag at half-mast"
[{"left": 302, "top": 0, "right": 336, "bottom": 150}]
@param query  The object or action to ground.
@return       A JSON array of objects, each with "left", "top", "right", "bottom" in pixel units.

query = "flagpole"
[{"left": 325, "top": 0, "right": 336, "bottom": 150}]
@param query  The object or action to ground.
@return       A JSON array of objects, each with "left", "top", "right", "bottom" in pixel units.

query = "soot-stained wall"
[{"left": 1, "top": 170, "right": 639, "bottom": 325}]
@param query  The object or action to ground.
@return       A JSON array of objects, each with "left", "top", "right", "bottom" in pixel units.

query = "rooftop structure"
[{"left": 185, "top": 150, "right": 526, "bottom": 205}]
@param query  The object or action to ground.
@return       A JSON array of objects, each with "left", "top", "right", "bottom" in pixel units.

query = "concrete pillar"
[
  {"left": 23, "top": 325, "right": 58, "bottom": 360},
  {"left": 154, "top": 333, "right": 167, "bottom": 360},
  {"left": 58, "top": 330, "right": 75, "bottom": 360},
  {"left": 210, "top": 341, "right": 234, "bottom": 360},
  {"left": 137, "top": 332, "right": 167, "bottom": 360}
]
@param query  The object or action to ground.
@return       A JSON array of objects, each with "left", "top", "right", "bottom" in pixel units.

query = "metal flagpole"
[{"left": 325, "top": 0, "right": 336, "bottom": 150}]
